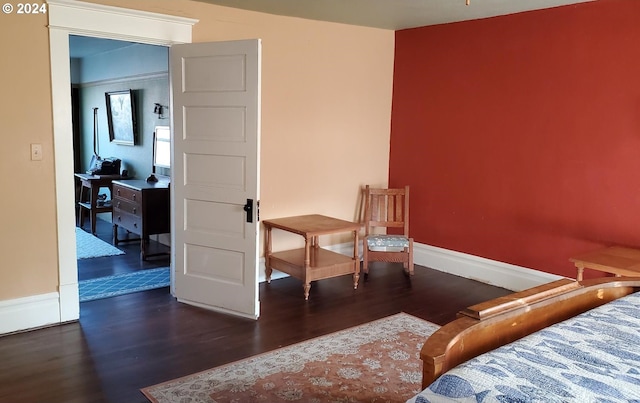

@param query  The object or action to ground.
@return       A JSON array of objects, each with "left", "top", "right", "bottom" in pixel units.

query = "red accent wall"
[{"left": 390, "top": 0, "right": 640, "bottom": 278}]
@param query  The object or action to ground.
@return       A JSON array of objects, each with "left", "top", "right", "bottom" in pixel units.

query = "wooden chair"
[{"left": 362, "top": 185, "right": 414, "bottom": 277}]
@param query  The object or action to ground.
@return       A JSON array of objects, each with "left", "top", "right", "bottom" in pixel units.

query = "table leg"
[
  {"left": 265, "top": 226, "right": 272, "bottom": 283},
  {"left": 78, "top": 182, "right": 88, "bottom": 227},
  {"left": 141, "top": 238, "right": 146, "bottom": 261},
  {"left": 303, "top": 282, "right": 311, "bottom": 300},
  {"left": 90, "top": 184, "right": 99, "bottom": 234},
  {"left": 352, "top": 230, "right": 359, "bottom": 289},
  {"left": 113, "top": 224, "right": 119, "bottom": 245},
  {"left": 304, "top": 237, "right": 311, "bottom": 267},
  {"left": 303, "top": 237, "right": 311, "bottom": 299},
  {"left": 576, "top": 265, "right": 584, "bottom": 281}
]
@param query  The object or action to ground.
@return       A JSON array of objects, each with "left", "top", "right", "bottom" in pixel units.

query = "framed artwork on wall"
[{"left": 105, "top": 89, "right": 137, "bottom": 145}]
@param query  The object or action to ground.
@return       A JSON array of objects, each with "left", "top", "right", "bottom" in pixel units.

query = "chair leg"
[
  {"left": 362, "top": 247, "right": 369, "bottom": 274},
  {"left": 408, "top": 240, "right": 414, "bottom": 276}
]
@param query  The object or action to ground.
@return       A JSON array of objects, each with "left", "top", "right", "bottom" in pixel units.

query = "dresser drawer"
[
  {"left": 113, "top": 210, "right": 142, "bottom": 234},
  {"left": 113, "top": 185, "right": 141, "bottom": 203},
  {"left": 113, "top": 198, "right": 140, "bottom": 216}
]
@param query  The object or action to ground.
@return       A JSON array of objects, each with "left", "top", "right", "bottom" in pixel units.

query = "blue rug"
[
  {"left": 79, "top": 267, "right": 170, "bottom": 302},
  {"left": 76, "top": 227, "right": 124, "bottom": 259}
]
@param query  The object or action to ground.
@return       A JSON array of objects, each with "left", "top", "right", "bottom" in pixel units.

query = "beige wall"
[
  {"left": 1, "top": 12, "right": 59, "bottom": 299},
  {"left": 0, "top": 0, "right": 394, "bottom": 301}
]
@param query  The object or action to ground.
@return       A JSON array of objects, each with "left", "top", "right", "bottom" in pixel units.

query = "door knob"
[{"left": 243, "top": 199, "right": 253, "bottom": 223}]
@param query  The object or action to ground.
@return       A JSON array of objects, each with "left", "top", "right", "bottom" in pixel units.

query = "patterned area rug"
[
  {"left": 76, "top": 227, "right": 124, "bottom": 259},
  {"left": 141, "top": 313, "right": 439, "bottom": 403},
  {"left": 79, "top": 267, "right": 170, "bottom": 302}
]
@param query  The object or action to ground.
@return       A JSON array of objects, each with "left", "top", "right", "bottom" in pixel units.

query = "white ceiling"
[
  {"left": 194, "top": 0, "right": 595, "bottom": 30},
  {"left": 69, "top": 0, "right": 594, "bottom": 58}
]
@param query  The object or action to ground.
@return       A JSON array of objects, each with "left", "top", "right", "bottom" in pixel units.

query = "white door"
[{"left": 171, "top": 39, "right": 261, "bottom": 319}]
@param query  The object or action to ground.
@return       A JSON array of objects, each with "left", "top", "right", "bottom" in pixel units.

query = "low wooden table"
[
  {"left": 569, "top": 246, "right": 640, "bottom": 280},
  {"left": 263, "top": 214, "right": 361, "bottom": 300},
  {"left": 75, "top": 173, "right": 123, "bottom": 234}
]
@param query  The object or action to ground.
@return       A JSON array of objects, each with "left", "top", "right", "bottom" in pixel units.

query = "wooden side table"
[
  {"left": 569, "top": 246, "right": 640, "bottom": 280},
  {"left": 263, "top": 214, "right": 361, "bottom": 300},
  {"left": 75, "top": 173, "right": 123, "bottom": 234}
]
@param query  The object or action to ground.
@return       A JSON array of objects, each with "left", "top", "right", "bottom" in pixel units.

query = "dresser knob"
[{"left": 133, "top": 208, "right": 137, "bottom": 214}]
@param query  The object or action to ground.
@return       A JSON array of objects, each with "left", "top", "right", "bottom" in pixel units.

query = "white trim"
[
  {"left": 260, "top": 241, "right": 564, "bottom": 292},
  {"left": 331, "top": 241, "right": 564, "bottom": 290},
  {"left": 58, "top": 281, "right": 79, "bottom": 322},
  {"left": 47, "top": 0, "right": 197, "bottom": 44},
  {"left": 0, "top": 293, "right": 61, "bottom": 335},
  {"left": 414, "top": 243, "right": 565, "bottom": 291},
  {"left": 0, "top": 242, "right": 566, "bottom": 333},
  {"left": 31, "top": 0, "right": 197, "bottom": 334},
  {"left": 49, "top": 26, "right": 79, "bottom": 323}
]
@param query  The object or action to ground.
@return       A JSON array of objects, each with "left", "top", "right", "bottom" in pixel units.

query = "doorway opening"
[
  {"left": 69, "top": 35, "right": 171, "bottom": 301},
  {"left": 51, "top": 1, "right": 262, "bottom": 322},
  {"left": 48, "top": 0, "right": 196, "bottom": 322}
]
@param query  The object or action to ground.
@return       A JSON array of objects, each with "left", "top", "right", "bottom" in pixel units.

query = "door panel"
[
  {"left": 171, "top": 39, "right": 261, "bottom": 319},
  {"left": 184, "top": 153, "right": 246, "bottom": 189},
  {"left": 185, "top": 106, "right": 246, "bottom": 142}
]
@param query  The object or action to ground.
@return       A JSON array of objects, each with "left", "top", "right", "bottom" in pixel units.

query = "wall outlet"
[{"left": 31, "top": 143, "right": 43, "bottom": 161}]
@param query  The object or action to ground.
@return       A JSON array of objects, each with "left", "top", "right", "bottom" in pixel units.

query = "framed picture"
[{"left": 105, "top": 89, "right": 137, "bottom": 145}]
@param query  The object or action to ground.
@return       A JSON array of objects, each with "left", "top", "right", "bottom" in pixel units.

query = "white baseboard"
[
  {"left": 59, "top": 282, "right": 79, "bottom": 322},
  {"left": 1, "top": 242, "right": 562, "bottom": 335},
  {"left": 0, "top": 292, "right": 61, "bottom": 335},
  {"left": 260, "top": 241, "right": 564, "bottom": 292},
  {"left": 414, "top": 243, "right": 564, "bottom": 291}
]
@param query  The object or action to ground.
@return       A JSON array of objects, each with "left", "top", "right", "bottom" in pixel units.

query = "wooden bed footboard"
[{"left": 420, "top": 277, "right": 640, "bottom": 389}]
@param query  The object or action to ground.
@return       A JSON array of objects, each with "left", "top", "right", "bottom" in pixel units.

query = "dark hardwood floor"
[
  {"left": 77, "top": 218, "right": 170, "bottom": 281},
  {"left": 1, "top": 221, "right": 512, "bottom": 403}
]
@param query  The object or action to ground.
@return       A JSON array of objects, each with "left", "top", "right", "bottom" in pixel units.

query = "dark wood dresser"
[{"left": 112, "top": 179, "right": 170, "bottom": 260}]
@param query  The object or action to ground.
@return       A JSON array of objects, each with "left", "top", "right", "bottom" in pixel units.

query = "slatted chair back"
[
  {"left": 364, "top": 185, "right": 410, "bottom": 237},
  {"left": 362, "top": 185, "right": 414, "bottom": 277}
]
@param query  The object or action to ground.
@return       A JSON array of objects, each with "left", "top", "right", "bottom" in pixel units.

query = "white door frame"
[{"left": 48, "top": 0, "right": 197, "bottom": 323}]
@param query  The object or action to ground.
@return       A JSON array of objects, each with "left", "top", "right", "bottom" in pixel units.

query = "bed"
[{"left": 408, "top": 277, "right": 640, "bottom": 402}]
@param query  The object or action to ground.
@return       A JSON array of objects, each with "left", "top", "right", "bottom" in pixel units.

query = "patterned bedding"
[{"left": 408, "top": 291, "right": 640, "bottom": 403}]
